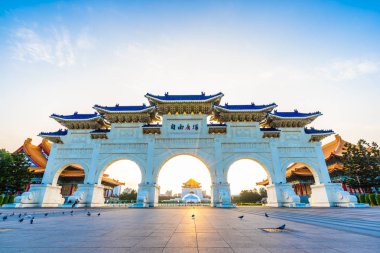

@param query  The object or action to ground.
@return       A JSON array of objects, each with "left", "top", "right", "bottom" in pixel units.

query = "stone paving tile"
[
  {"left": 0, "top": 207, "right": 379, "bottom": 253},
  {"left": 162, "top": 248, "right": 198, "bottom": 253}
]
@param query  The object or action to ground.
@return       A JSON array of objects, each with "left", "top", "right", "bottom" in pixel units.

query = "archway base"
[
  {"left": 136, "top": 183, "right": 159, "bottom": 207},
  {"left": 8, "top": 184, "right": 64, "bottom": 208},
  {"left": 266, "top": 183, "right": 308, "bottom": 207},
  {"left": 63, "top": 184, "right": 105, "bottom": 208},
  {"left": 310, "top": 183, "right": 369, "bottom": 207}
]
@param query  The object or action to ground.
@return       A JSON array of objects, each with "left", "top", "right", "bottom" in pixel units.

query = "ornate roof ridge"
[
  {"left": 304, "top": 127, "right": 334, "bottom": 134},
  {"left": 260, "top": 127, "right": 281, "bottom": 132},
  {"left": 50, "top": 112, "right": 100, "bottom": 120},
  {"left": 90, "top": 129, "right": 111, "bottom": 133},
  {"left": 268, "top": 109, "right": 322, "bottom": 118},
  {"left": 214, "top": 102, "right": 277, "bottom": 111},
  {"left": 145, "top": 92, "right": 224, "bottom": 102},
  {"left": 39, "top": 129, "right": 68, "bottom": 136},
  {"left": 93, "top": 104, "right": 155, "bottom": 112}
]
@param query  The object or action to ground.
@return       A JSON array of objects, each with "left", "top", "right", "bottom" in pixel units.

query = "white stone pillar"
[
  {"left": 65, "top": 184, "right": 105, "bottom": 207},
  {"left": 309, "top": 183, "right": 366, "bottom": 207},
  {"left": 12, "top": 184, "right": 64, "bottom": 208},
  {"left": 266, "top": 183, "right": 305, "bottom": 207},
  {"left": 211, "top": 182, "right": 233, "bottom": 208},
  {"left": 135, "top": 183, "right": 159, "bottom": 207}
]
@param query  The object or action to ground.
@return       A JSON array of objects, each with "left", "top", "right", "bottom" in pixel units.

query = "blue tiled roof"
[
  {"left": 304, "top": 128, "right": 334, "bottom": 134},
  {"left": 90, "top": 129, "right": 111, "bottom": 133},
  {"left": 215, "top": 103, "right": 277, "bottom": 111},
  {"left": 145, "top": 92, "right": 223, "bottom": 101},
  {"left": 268, "top": 110, "right": 321, "bottom": 118},
  {"left": 94, "top": 104, "right": 155, "bottom": 112},
  {"left": 260, "top": 127, "right": 281, "bottom": 132},
  {"left": 51, "top": 112, "right": 100, "bottom": 120},
  {"left": 207, "top": 123, "right": 227, "bottom": 127},
  {"left": 39, "top": 129, "right": 68, "bottom": 136},
  {"left": 142, "top": 124, "right": 162, "bottom": 128}
]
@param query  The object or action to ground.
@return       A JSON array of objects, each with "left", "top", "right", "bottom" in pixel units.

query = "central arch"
[{"left": 155, "top": 153, "right": 213, "bottom": 205}]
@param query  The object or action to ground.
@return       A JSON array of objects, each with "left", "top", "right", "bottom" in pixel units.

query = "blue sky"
[{"left": 1, "top": 1, "right": 379, "bottom": 192}]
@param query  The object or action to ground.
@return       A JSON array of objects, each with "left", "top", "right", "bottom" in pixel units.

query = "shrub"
[
  {"left": 376, "top": 194, "right": 380, "bottom": 206},
  {"left": 368, "top": 194, "right": 377, "bottom": 206},
  {"left": 0, "top": 195, "right": 3, "bottom": 205},
  {"left": 359, "top": 194, "right": 366, "bottom": 203},
  {"left": 365, "top": 194, "right": 371, "bottom": 204},
  {"left": 2, "top": 195, "right": 10, "bottom": 205},
  {"left": 8, "top": 195, "right": 15, "bottom": 204}
]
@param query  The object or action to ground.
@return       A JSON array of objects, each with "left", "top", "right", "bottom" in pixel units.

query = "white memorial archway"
[{"left": 14, "top": 92, "right": 359, "bottom": 207}]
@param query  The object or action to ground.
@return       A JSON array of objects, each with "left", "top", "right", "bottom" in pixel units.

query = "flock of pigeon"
[
  {"left": 2, "top": 209, "right": 285, "bottom": 231},
  {"left": 1, "top": 210, "right": 101, "bottom": 225},
  {"left": 191, "top": 211, "right": 286, "bottom": 230}
]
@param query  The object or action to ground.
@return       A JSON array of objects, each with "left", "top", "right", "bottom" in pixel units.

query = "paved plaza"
[{"left": 0, "top": 207, "right": 379, "bottom": 253}]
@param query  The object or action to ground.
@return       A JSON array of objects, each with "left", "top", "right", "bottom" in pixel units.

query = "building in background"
[
  {"left": 257, "top": 134, "right": 365, "bottom": 196},
  {"left": 15, "top": 138, "right": 124, "bottom": 198}
]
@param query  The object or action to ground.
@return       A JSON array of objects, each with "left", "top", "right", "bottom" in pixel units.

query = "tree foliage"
[
  {"left": 118, "top": 189, "right": 137, "bottom": 201},
  {"left": 342, "top": 140, "right": 380, "bottom": 189},
  {"left": 0, "top": 149, "right": 33, "bottom": 194},
  {"left": 233, "top": 187, "right": 267, "bottom": 203}
]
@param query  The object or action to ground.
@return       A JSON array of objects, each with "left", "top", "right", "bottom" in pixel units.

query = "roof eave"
[{"left": 145, "top": 93, "right": 224, "bottom": 103}]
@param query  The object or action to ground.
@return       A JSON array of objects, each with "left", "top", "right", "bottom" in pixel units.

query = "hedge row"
[
  {"left": 357, "top": 193, "right": 380, "bottom": 206},
  {"left": 0, "top": 194, "right": 16, "bottom": 205}
]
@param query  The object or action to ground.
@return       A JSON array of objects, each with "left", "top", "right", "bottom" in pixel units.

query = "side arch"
[
  {"left": 94, "top": 154, "right": 146, "bottom": 184},
  {"left": 222, "top": 153, "right": 275, "bottom": 184},
  {"left": 281, "top": 158, "right": 322, "bottom": 185},
  {"left": 43, "top": 160, "right": 91, "bottom": 186}
]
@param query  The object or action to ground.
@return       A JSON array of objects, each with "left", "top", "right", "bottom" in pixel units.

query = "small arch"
[
  {"left": 50, "top": 163, "right": 88, "bottom": 197},
  {"left": 223, "top": 154, "right": 274, "bottom": 183},
  {"left": 226, "top": 158, "right": 271, "bottom": 196},
  {"left": 50, "top": 161, "right": 89, "bottom": 186},
  {"left": 95, "top": 156, "right": 145, "bottom": 184},
  {"left": 96, "top": 155, "right": 145, "bottom": 185},
  {"left": 282, "top": 159, "right": 321, "bottom": 185},
  {"left": 283, "top": 160, "right": 322, "bottom": 204}
]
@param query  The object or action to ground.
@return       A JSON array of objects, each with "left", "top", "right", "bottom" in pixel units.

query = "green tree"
[
  {"left": 259, "top": 187, "right": 267, "bottom": 198},
  {"left": 0, "top": 149, "right": 33, "bottom": 194},
  {"left": 239, "top": 189, "right": 261, "bottom": 203},
  {"left": 119, "top": 189, "right": 137, "bottom": 201},
  {"left": 342, "top": 140, "right": 380, "bottom": 190}
]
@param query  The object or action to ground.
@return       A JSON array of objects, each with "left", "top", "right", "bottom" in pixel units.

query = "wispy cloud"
[
  {"left": 11, "top": 26, "right": 94, "bottom": 67},
  {"left": 319, "top": 59, "right": 379, "bottom": 81}
]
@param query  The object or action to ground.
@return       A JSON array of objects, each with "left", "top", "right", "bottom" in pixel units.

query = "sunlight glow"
[
  {"left": 157, "top": 155, "right": 211, "bottom": 195},
  {"left": 103, "top": 160, "right": 142, "bottom": 190},
  {"left": 227, "top": 159, "right": 268, "bottom": 195}
]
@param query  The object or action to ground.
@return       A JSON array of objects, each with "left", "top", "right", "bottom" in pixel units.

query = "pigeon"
[
  {"left": 62, "top": 212, "right": 65, "bottom": 215},
  {"left": 277, "top": 224, "right": 286, "bottom": 230},
  {"left": 265, "top": 212, "right": 269, "bottom": 218},
  {"left": 44, "top": 213, "right": 48, "bottom": 217},
  {"left": 191, "top": 214, "right": 195, "bottom": 219},
  {"left": 70, "top": 210, "right": 74, "bottom": 214},
  {"left": 18, "top": 213, "right": 22, "bottom": 218},
  {"left": 87, "top": 212, "right": 91, "bottom": 216},
  {"left": 97, "top": 213, "right": 101, "bottom": 216},
  {"left": 2, "top": 216, "right": 7, "bottom": 221},
  {"left": 18, "top": 218, "right": 24, "bottom": 223},
  {"left": 238, "top": 215, "right": 244, "bottom": 220},
  {"left": 10, "top": 212, "right": 15, "bottom": 216},
  {"left": 30, "top": 218, "right": 34, "bottom": 224}
]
